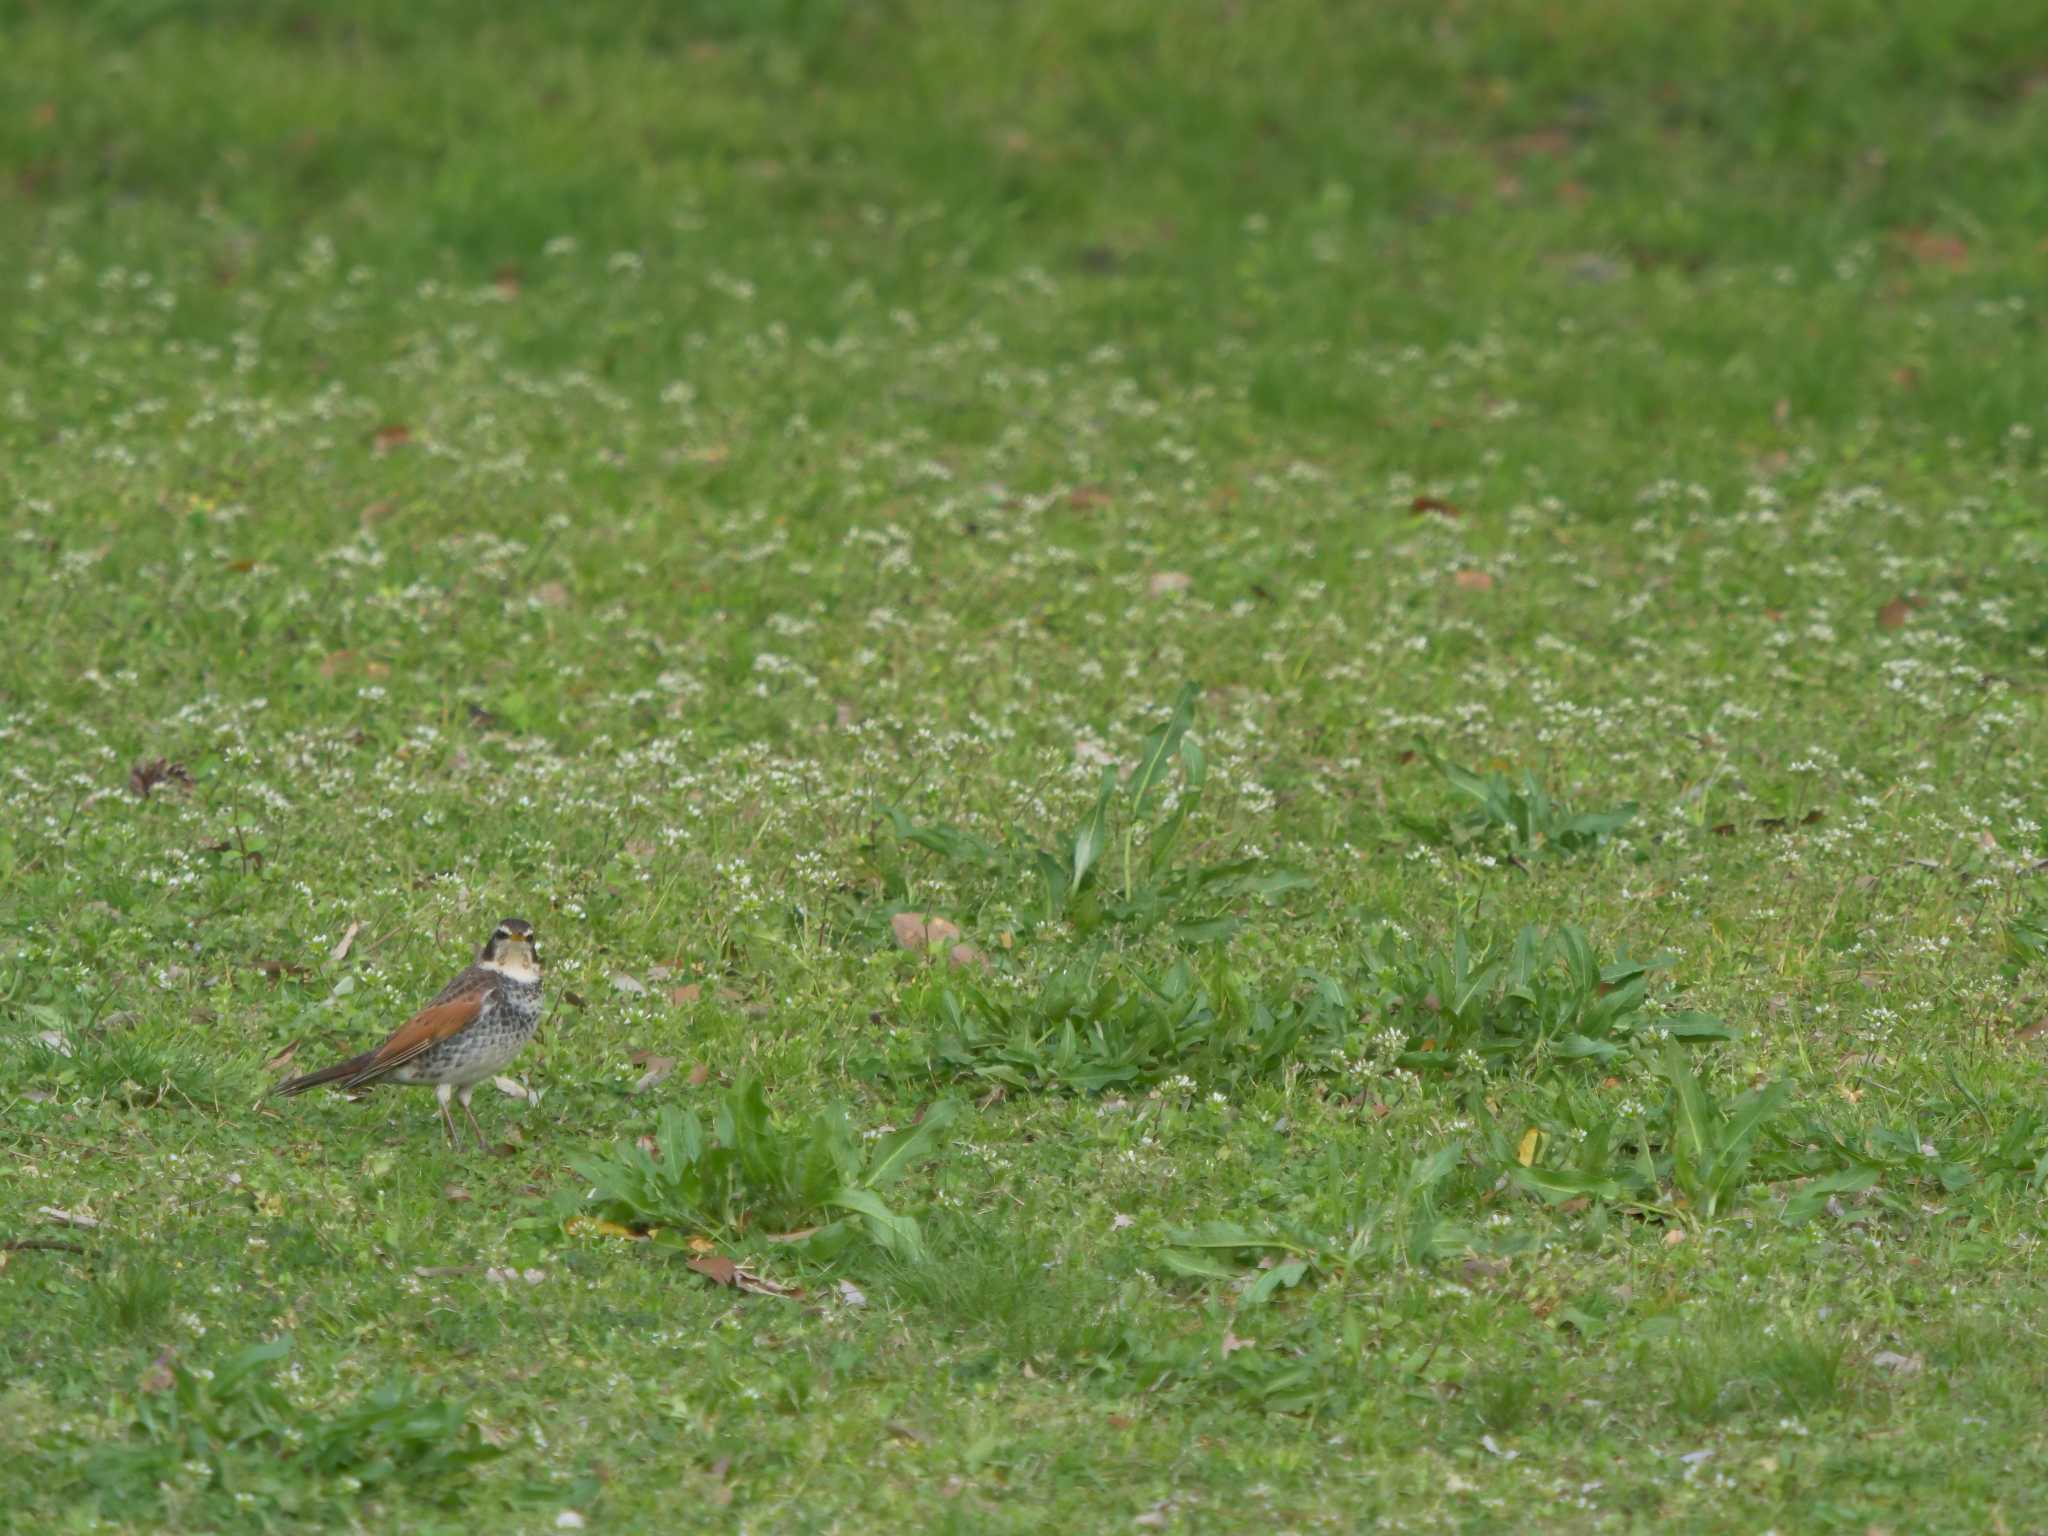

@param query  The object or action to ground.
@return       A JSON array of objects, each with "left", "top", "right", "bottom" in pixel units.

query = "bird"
[{"left": 272, "top": 918, "right": 545, "bottom": 1149}]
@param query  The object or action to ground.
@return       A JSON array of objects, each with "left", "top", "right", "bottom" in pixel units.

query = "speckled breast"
[{"left": 394, "top": 981, "right": 544, "bottom": 1086}]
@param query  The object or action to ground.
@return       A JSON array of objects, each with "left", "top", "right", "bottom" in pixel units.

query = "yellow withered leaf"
[
  {"left": 1516, "top": 1127, "right": 1542, "bottom": 1167},
  {"left": 565, "top": 1215, "right": 647, "bottom": 1241}
]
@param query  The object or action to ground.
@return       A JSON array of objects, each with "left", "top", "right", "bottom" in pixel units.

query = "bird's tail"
[{"left": 271, "top": 1052, "right": 375, "bottom": 1097}]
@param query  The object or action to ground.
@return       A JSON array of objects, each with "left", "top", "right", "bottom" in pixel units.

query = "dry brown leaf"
[
  {"left": 948, "top": 943, "right": 988, "bottom": 970},
  {"left": 668, "top": 983, "right": 702, "bottom": 1006},
  {"left": 686, "top": 1254, "right": 802, "bottom": 1299},
  {"left": 444, "top": 1183, "right": 472, "bottom": 1203},
  {"left": 2015, "top": 1015, "right": 2048, "bottom": 1042},
  {"left": 891, "top": 912, "right": 962, "bottom": 952},
  {"left": 1893, "top": 228, "right": 1969, "bottom": 271},
  {"left": 1877, "top": 597, "right": 1914, "bottom": 630},
  {"left": 1147, "top": 570, "right": 1193, "bottom": 597},
  {"left": 630, "top": 1056, "right": 676, "bottom": 1094},
  {"left": 138, "top": 1350, "right": 176, "bottom": 1394},
  {"left": 262, "top": 1039, "right": 301, "bottom": 1074},
  {"left": 127, "top": 759, "right": 193, "bottom": 799},
  {"left": 329, "top": 921, "right": 361, "bottom": 963},
  {"left": 372, "top": 423, "right": 412, "bottom": 454},
  {"left": 1410, "top": 495, "right": 1462, "bottom": 519},
  {"left": 1453, "top": 569, "right": 1494, "bottom": 591},
  {"left": 1066, "top": 484, "right": 1111, "bottom": 509},
  {"left": 319, "top": 650, "right": 356, "bottom": 679},
  {"left": 492, "top": 264, "right": 522, "bottom": 299},
  {"left": 687, "top": 1062, "right": 711, "bottom": 1087}
]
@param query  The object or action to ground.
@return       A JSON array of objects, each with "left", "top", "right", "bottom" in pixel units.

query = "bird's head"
[{"left": 483, "top": 918, "right": 541, "bottom": 980}]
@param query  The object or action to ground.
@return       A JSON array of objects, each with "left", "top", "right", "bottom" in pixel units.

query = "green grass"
[{"left": 3, "top": 0, "right": 2047, "bottom": 1529}]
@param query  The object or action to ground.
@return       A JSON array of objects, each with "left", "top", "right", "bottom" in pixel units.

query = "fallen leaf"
[
  {"left": 1066, "top": 484, "right": 1111, "bottom": 509},
  {"left": 1663, "top": 1228, "right": 1687, "bottom": 1248},
  {"left": 611, "top": 971, "right": 647, "bottom": 995},
  {"left": 1410, "top": 495, "right": 1462, "bottom": 519},
  {"left": 686, "top": 1254, "right": 802, "bottom": 1298},
  {"left": 886, "top": 1420, "right": 929, "bottom": 1445},
  {"left": 2015, "top": 1015, "right": 2048, "bottom": 1042},
  {"left": 492, "top": 1076, "right": 540, "bottom": 1105},
  {"left": 1877, "top": 597, "right": 1914, "bottom": 630},
  {"left": 891, "top": 912, "right": 962, "bottom": 952},
  {"left": 262, "top": 1039, "right": 301, "bottom": 1073},
  {"left": 1111, "top": 1212, "right": 1136, "bottom": 1231},
  {"left": 443, "top": 1183, "right": 471, "bottom": 1203},
  {"left": 373, "top": 423, "right": 412, "bottom": 454},
  {"left": 536, "top": 581, "right": 570, "bottom": 607},
  {"left": 668, "top": 983, "right": 702, "bottom": 1005},
  {"left": 492, "top": 264, "right": 523, "bottom": 299},
  {"left": 1220, "top": 1329, "right": 1254, "bottom": 1356},
  {"left": 127, "top": 758, "right": 193, "bottom": 799},
  {"left": 1892, "top": 228, "right": 1969, "bottom": 271},
  {"left": 1870, "top": 1350, "right": 1925, "bottom": 1377},
  {"left": 1147, "top": 570, "right": 1193, "bottom": 597},
  {"left": 630, "top": 1055, "right": 676, "bottom": 1094},
  {"left": 35, "top": 1030, "right": 72, "bottom": 1057},
  {"left": 565, "top": 1216, "right": 646, "bottom": 1241},
  {"left": 1515, "top": 1127, "right": 1542, "bottom": 1167},
  {"left": 1711, "top": 822, "right": 1736, "bottom": 837},
  {"left": 762, "top": 1226, "right": 822, "bottom": 1245},
  {"left": 38, "top": 1206, "right": 99, "bottom": 1230},
  {"left": 948, "top": 943, "right": 988, "bottom": 970},
  {"left": 319, "top": 650, "right": 356, "bottom": 679},
  {"left": 1453, "top": 569, "right": 1494, "bottom": 591},
  {"left": 687, "top": 1062, "right": 711, "bottom": 1087},
  {"left": 329, "top": 922, "right": 361, "bottom": 963},
  {"left": 485, "top": 1267, "right": 547, "bottom": 1286},
  {"left": 835, "top": 1279, "right": 868, "bottom": 1308},
  {"left": 138, "top": 1350, "right": 176, "bottom": 1394}
]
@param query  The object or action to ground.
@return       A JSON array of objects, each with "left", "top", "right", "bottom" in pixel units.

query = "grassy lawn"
[{"left": 5, "top": 1, "right": 2048, "bottom": 1529}]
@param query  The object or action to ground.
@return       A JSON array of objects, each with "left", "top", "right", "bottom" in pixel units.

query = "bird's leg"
[
  {"left": 435, "top": 1082, "right": 459, "bottom": 1149},
  {"left": 459, "top": 1085, "right": 490, "bottom": 1151}
]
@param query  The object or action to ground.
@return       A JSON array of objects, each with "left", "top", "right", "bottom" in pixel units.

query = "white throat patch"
[{"left": 481, "top": 956, "right": 541, "bottom": 984}]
